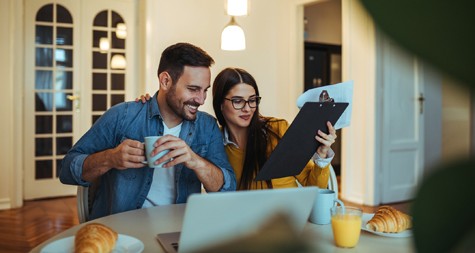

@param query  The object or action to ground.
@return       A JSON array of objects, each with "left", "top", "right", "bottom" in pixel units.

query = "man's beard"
[{"left": 166, "top": 86, "right": 200, "bottom": 121}]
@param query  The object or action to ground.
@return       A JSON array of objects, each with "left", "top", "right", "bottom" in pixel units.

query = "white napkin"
[{"left": 296, "top": 80, "right": 354, "bottom": 130}]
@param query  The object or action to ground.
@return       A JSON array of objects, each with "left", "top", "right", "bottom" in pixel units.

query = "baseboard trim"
[{"left": 0, "top": 198, "right": 12, "bottom": 210}]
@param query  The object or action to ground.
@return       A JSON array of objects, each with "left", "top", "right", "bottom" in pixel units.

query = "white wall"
[
  {"left": 442, "top": 76, "right": 471, "bottom": 163},
  {"left": 0, "top": 0, "right": 23, "bottom": 209},
  {"left": 139, "top": 0, "right": 294, "bottom": 121}
]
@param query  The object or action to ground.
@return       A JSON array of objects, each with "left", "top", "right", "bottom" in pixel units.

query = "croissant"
[
  {"left": 365, "top": 206, "right": 412, "bottom": 233},
  {"left": 74, "top": 223, "right": 118, "bottom": 253}
]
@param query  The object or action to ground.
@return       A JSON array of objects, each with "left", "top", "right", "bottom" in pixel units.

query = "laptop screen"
[{"left": 176, "top": 187, "right": 318, "bottom": 253}]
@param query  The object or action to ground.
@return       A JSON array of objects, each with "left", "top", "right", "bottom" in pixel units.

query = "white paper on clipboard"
[{"left": 296, "top": 80, "right": 354, "bottom": 130}]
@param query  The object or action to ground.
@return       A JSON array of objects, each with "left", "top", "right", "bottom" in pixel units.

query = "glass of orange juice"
[{"left": 330, "top": 206, "right": 363, "bottom": 248}]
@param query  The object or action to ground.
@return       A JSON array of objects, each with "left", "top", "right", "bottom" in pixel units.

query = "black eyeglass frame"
[{"left": 224, "top": 96, "right": 262, "bottom": 110}]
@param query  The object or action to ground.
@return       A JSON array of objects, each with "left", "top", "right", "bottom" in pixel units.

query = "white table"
[{"left": 30, "top": 204, "right": 415, "bottom": 253}]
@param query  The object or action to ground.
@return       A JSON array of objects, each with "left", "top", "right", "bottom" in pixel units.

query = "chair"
[
  {"left": 295, "top": 164, "right": 338, "bottom": 192},
  {"left": 327, "top": 164, "right": 339, "bottom": 193},
  {"left": 77, "top": 186, "right": 89, "bottom": 223}
]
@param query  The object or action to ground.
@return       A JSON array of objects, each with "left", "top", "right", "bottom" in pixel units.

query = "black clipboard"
[{"left": 254, "top": 102, "right": 349, "bottom": 181}]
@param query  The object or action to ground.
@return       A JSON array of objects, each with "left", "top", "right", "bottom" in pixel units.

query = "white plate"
[
  {"left": 361, "top": 213, "right": 412, "bottom": 238},
  {"left": 40, "top": 234, "right": 144, "bottom": 253}
]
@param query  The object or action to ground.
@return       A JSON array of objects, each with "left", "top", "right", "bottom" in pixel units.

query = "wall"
[
  {"left": 304, "top": 0, "right": 342, "bottom": 45},
  {"left": 139, "top": 0, "right": 292, "bottom": 121},
  {"left": 0, "top": 0, "right": 23, "bottom": 209},
  {"left": 442, "top": 76, "right": 471, "bottom": 163}
]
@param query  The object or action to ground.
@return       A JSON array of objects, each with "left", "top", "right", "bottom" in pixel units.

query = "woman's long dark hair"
[{"left": 212, "top": 68, "right": 280, "bottom": 189}]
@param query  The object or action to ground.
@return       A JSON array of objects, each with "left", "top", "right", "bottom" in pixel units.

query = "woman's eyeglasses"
[{"left": 224, "top": 96, "right": 261, "bottom": 110}]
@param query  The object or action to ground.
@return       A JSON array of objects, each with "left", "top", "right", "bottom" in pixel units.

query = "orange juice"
[{"left": 331, "top": 213, "right": 362, "bottom": 248}]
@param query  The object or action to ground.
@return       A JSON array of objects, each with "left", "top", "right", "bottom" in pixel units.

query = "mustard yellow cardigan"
[{"left": 224, "top": 117, "right": 330, "bottom": 190}]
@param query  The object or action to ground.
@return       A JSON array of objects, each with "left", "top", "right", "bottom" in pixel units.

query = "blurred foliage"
[
  {"left": 361, "top": 0, "right": 475, "bottom": 88},
  {"left": 361, "top": 0, "right": 475, "bottom": 252},
  {"left": 411, "top": 159, "right": 475, "bottom": 252}
]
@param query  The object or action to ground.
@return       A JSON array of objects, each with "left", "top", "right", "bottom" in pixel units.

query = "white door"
[
  {"left": 380, "top": 37, "right": 424, "bottom": 203},
  {"left": 24, "top": 0, "right": 135, "bottom": 200}
]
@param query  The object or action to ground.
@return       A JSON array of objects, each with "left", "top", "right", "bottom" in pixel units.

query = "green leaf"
[
  {"left": 360, "top": 0, "right": 475, "bottom": 89},
  {"left": 411, "top": 159, "right": 475, "bottom": 253}
]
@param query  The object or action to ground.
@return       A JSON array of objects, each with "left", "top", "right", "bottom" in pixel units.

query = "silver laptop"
[{"left": 156, "top": 187, "right": 318, "bottom": 253}]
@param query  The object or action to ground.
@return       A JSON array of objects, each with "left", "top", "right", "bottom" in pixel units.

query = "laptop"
[{"left": 156, "top": 187, "right": 318, "bottom": 253}]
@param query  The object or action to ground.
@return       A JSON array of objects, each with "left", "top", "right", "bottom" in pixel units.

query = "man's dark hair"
[{"left": 157, "top": 42, "right": 215, "bottom": 84}]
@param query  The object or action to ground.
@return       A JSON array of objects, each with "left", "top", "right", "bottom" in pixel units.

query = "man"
[{"left": 60, "top": 43, "right": 237, "bottom": 220}]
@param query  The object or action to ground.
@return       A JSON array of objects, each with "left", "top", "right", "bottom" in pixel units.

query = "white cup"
[
  {"left": 309, "top": 188, "right": 344, "bottom": 225},
  {"left": 144, "top": 136, "right": 170, "bottom": 168}
]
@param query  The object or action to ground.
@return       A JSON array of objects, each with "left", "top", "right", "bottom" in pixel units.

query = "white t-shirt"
[{"left": 142, "top": 122, "right": 182, "bottom": 207}]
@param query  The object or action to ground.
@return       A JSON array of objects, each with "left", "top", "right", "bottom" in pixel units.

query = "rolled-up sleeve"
[
  {"left": 59, "top": 104, "right": 123, "bottom": 186},
  {"left": 60, "top": 154, "right": 90, "bottom": 186}
]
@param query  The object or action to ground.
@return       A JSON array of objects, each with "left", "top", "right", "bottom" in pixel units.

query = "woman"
[
  {"left": 212, "top": 68, "right": 336, "bottom": 190},
  {"left": 137, "top": 67, "right": 337, "bottom": 190}
]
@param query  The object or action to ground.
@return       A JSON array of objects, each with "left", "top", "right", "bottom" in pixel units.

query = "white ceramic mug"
[
  {"left": 309, "top": 188, "right": 344, "bottom": 225},
  {"left": 144, "top": 136, "right": 170, "bottom": 168}
]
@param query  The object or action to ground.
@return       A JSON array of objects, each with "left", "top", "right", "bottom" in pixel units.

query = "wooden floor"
[
  {"left": 0, "top": 197, "right": 78, "bottom": 253},
  {"left": 0, "top": 195, "right": 411, "bottom": 253}
]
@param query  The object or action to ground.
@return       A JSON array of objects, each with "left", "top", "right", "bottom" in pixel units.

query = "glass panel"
[
  {"left": 56, "top": 4, "right": 73, "bottom": 24},
  {"left": 93, "top": 52, "right": 108, "bottom": 69},
  {"left": 55, "top": 92, "right": 73, "bottom": 111},
  {"left": 111, "top": 11, "right": 124, "bottom": 27},
  {"left": 111, "top": 94, "right": 124, "bottom": 106},
  {"left": 35, "top": 48, "right": 53, "bottom": 67},
  {"left": 36, "top": 4, "right": 53, "bottom": 22},
  {"left": 92, "top": 94, "right": 107, "bottom": 111},
  {"left": 111, "top": 74, "right": 125, "bottom": 90},
  {"left": 92, "top": 31, "right": 108, "bottom": 48},
  {"left": 55, "top": 48, "right": 73, "bottom": 67},
  {"left": 57, "top": 27, "right": 73, "bottom": 45},
  {"left": 35, "top": 25, "right": 53, "bottom": 45},
  {"left": 92, "top": 115, "right": 101, "bottom": 125},
  {"left": 93, "top": 73, "right": 107, "bottom": 90},
  {"left": 56, "top": 159, "right": 62, "bottom": 178},
  {"left": 35, "top": 70, "right": 53, "bottom": 90},
  {"left": 56, "top": 137, "right": 72, "bottom": 155},
  {"left": 111, "top": 33, "right": 125, "bottom": 49},
  {"left": 57, "top": 115, "right": 72, "bottom": 133},
  {"left": 55, "top": 71, "right": 73, "bottom": 90},
  {"left": 36, "top": 92, "right": 52, "bottom": 111},
  {"left": 35, "top": 138, "right": 53, "bottom": 156},
  {"left": 36, "top": 160, "right": 53, "bottom": 179},
  {"left": 36, "top": 115, "right": 53, "bottom": 134},
  {"left": 93, "top": 10, "right": 108, "bottom": 27}
]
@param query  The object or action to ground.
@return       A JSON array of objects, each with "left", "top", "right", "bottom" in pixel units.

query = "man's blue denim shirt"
[{"left": 60, "top": 92, "right": 237, "bottom": 220}]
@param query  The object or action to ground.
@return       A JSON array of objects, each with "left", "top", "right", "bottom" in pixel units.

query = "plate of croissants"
[
  {"left": 41, "top": 223, "right": 144, "bottom": 253},
  {"left": 361, "top": 206, "right": 413, "bottom": 238}
]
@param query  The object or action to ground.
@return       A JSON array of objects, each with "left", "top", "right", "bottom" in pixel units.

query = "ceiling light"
[
  {"left": 226, "top": 0, "right": 248, "bottom": 16},
  {"left": 221, "top": 17, "right": 246, "bottom": 51}
]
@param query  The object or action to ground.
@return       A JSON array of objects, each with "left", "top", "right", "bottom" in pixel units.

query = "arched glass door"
[{"left": 24, "top": 0, "right": 135, "bottom": 199}]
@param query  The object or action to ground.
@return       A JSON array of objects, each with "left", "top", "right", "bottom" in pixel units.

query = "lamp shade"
[
  {"left": 111, "top": 54, "right": 126, "bottom": 69},
  {"left": 221, "top": 17, "right": 246, "bottom": 51},
  {"left": 116, "top": 23, "right": 127, "bottom": 39},
  {"left": 226, "top": 0, "right": 248, "bottom": 16}
]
